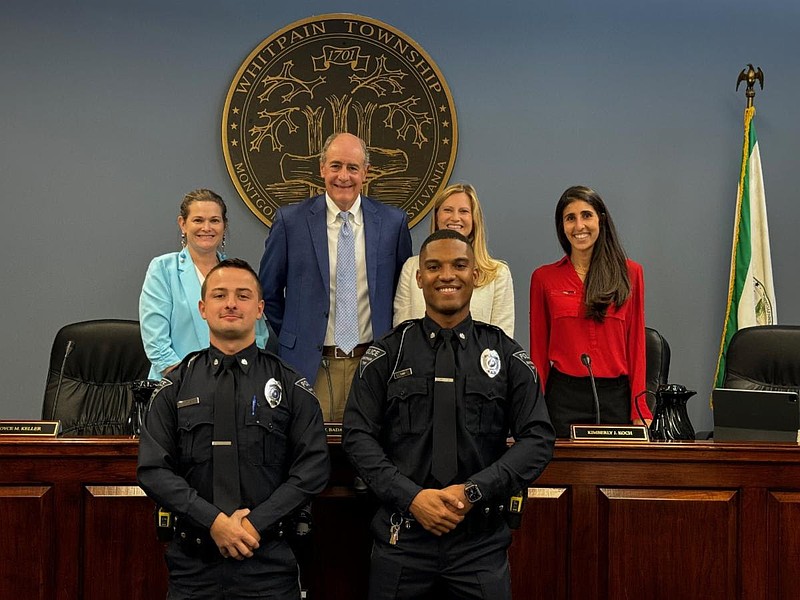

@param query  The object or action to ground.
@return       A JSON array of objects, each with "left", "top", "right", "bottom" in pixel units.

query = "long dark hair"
[{"left": 555, "top": 186, "right": 630, "bottom": 321}]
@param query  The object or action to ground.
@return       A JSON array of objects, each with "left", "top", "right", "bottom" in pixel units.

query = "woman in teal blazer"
[{"left": 139, "top": 189, "right": 270, "bottom": 379}]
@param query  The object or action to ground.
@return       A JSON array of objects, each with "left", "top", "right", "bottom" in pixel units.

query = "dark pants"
[
  {"left": 545, "top": 368, "right": 631, "bottom": 438},
  {"left": 367, "top": 506, "right": 512, "bottom": 600},
  {"left": 165, "top": 537, "right": 299, "bottom": 599}
]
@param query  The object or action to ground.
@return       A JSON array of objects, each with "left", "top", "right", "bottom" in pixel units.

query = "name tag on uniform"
[
  {"left": 177, "top": 397, "right": 200, "bottom": 409},
  {"left": 393, "top": 368, "right": 413, "bottom": 380}
]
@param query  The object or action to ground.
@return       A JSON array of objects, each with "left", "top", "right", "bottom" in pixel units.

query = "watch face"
[{"left": 466, "top": 483, "right": 481, "bottom": 503}]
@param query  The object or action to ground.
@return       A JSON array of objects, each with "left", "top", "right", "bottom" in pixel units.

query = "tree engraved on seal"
[{"left": 222, "top": 14, "right": 458, "bottom": 227}]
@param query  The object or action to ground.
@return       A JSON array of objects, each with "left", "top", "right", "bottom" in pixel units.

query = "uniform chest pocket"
[
  {"left": 245, "top": 405, "right": 289, "bottom": 466},
  {"left": 548, "top": 290, "right": 582, "bottom": 319},
  {"left": 176, "top": 402, "right": 214, "bottom": 464},
  {"left": 464, "top": 376, "right": 507, "bottom": 436},
  {"left": 387, "top": 376, "right": 430, "bottom": 435}
]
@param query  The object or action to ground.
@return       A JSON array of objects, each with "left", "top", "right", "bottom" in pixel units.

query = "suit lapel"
[
  {"left": 362, "top": 197, "right": 381, "bottom": 304},
  {"left": 307, "top": 195, "right": 330, "bottom": 293}
]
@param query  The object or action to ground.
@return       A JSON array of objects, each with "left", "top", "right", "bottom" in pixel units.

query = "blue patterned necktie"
[{"left": 335, "top": 211, "right": 359, "bottom": 354}]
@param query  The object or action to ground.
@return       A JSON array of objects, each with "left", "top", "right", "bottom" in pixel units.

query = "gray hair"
[{"left": 319, "top": 133, "right": 370, "bottom": 167}]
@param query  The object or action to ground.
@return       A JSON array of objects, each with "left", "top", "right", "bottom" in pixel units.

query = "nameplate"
[
  {"left": 324, "top": 422, "right": 343, "bottom": 436},
  {"left": 0, "top": 420, "right": 60, "bottom": 437},
  {"left": 571, "top": 424, "right": 649, "bottom": 442}
]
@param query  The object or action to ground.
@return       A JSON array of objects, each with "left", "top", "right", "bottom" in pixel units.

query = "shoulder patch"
[
  {"left": 294, "top": 377, "right": 317, "bottom": 398},
  {"left": 512, "top": 350, "right": 538, "bottom": 383},
  {"left": 360, "top": 345, "right": 386, "bottom": 376},
  {"left": 154, "top": 378, "right": 173, "bottom": 396},
  {"left": 146, "top": 378, "right": 173, "bottom": 412}
]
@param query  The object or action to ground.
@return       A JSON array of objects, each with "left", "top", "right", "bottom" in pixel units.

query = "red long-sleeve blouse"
[{"left": 529, "top": 256, "right": 651, "bottom": 421}]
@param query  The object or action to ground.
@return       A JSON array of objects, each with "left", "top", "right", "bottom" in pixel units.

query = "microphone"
[
  {"left": 50, "top": 340, "right": 75, "bottom": 422},
  {"left": 581, "top": 353, "right": 601, "bottom": 424}
]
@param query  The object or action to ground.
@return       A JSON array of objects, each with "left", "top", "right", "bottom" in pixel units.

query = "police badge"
[
  {"left": 480, "top": 349, "right": 501, "bottom": 378},
  {"left": 264, "top": 378, "right": 283, "bottom": 408}
]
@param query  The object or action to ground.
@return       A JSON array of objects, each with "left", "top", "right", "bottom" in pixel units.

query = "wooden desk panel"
[
  {"left": 82, "top": 486, "right": 167, "bottom": 600},
  {"left": 3, "top": 438, "right": 800, "bottom": 600},
  {"left": 767, "top": 491, "right": 800, "bottom": 599},
  {"left": 0, "top": 485, "right": 54, "bottom": 600}
]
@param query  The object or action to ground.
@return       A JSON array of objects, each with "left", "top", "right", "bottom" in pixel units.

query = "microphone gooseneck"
[
  {"left": 581, "top": 353, "right": 601, "bottom": 424},
  {"left": 50, "top": 340, "right": 75, "bottom": 422}
]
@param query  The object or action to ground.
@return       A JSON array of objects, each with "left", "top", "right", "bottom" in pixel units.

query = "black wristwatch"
[{"left": 464, "top": 481, "right": 483, "bottom": 504}]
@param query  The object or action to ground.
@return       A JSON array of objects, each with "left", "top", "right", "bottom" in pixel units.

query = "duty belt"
[{"left": 174, "top": 517, "right": 286, "bottom": 562}]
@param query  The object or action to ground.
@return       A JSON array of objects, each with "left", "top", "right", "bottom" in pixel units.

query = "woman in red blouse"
[{"left": 529, "top": 186, "right": 651, "bottom": 437}]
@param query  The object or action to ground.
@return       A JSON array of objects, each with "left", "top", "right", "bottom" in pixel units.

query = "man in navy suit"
[{"left": 259, "top": 132, "right": 412, "bottom": 422}]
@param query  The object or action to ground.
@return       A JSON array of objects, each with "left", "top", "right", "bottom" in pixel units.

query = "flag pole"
[{"left": 712, "top": 64, "right": 768, "bottom": 392}]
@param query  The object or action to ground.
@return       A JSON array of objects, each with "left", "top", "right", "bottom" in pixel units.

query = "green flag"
[{"left": 714, "top": 106, "right": 777, "bottom": 388}]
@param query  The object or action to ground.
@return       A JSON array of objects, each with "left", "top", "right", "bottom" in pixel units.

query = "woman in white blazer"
[{"left": 393, "top": 183, "right": 515, "bottom": 336}]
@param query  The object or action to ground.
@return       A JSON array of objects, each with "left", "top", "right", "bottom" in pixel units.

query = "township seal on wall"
[{"left": 222, "top": 14, "right": 458, "bottom": 227}]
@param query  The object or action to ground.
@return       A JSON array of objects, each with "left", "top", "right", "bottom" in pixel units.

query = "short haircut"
[
  {"left": 419, "top": 229, "right": 473, "bottom": 258},
  {"left": 201, "top": 258, "right": 262, "bottom": 300}
]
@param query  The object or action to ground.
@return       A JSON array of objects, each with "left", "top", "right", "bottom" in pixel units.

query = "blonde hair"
[{"left": 429, "top": 183, "right": 504, "bottom": 287}]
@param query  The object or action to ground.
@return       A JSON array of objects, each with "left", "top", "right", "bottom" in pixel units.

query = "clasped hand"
[
  {"left": 409, "top": 484, "right": 473, "bottom": 536},
  {"left": 209, "top": 508, "right": 261, "bottom": 560}
]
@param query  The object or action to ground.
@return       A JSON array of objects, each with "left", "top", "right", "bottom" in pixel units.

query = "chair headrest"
[
  {"left": 724, "top": 325, "right": 800, "bottom": 390},
  {"left": 49, "top": 319, "right": 149, "bottom": 384}
]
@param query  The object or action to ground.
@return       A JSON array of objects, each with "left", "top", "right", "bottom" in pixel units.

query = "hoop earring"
[{"left": 180, "top": 232, "right": 187, "bottom": 248}]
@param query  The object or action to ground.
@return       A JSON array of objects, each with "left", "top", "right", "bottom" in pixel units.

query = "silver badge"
[
  {"left": 264, "top": 378, "right": 282, "bottom": 408},
  {"left": 480, "top": 349, "right": 501, "bottom": 378}
]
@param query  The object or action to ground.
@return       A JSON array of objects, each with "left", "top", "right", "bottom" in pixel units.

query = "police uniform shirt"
[
  {"left": 137, "top": 343, "right": 330, "bottom": 534},
  {"left": 342, "top": 315, "right": 555, "bottom": 513}
]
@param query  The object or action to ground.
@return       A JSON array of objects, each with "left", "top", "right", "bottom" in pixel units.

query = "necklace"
[{"left": 571, "top": 262, "right": 589, "bottom": 275}]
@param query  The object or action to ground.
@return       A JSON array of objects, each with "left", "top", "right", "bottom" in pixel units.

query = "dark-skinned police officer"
[
  {"left": 343, "top": 230, "right": 555, "bottom": 599},
  {"left": 138, "top": 258, "right": 330, "bottom": 599}
]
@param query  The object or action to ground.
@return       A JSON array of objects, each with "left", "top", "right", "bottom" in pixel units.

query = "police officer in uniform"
[
  {"left": 138, "top": 258, "right": 330, "bottom": 599},
  {"left": 343, "top": 230, "right": 555, "bottom": 599}
]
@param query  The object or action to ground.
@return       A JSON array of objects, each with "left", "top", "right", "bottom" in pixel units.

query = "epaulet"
[
  {"left": 257, "top": 345, "right": 281, "bottom": 358},
  {"left": 392, "top": 318, "right": 420, "bottom": 333},
  {"left": 257, "top": 347, "right": 302, "bottom": 372},
  {"left": 171, "top": 349, "right": 203, "bottom": 380},
  {"left": 182, "top": 349, "right": 203, "bottom": 367},
  {"left": 473, "top": 319, "right": 501, "bottom": 332},
  {"left": 473, "top": 320, "right": 513, "bottom": 342}
]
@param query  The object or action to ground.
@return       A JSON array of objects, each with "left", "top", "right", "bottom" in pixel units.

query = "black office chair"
[
  {"left": 644, "top": 326, "right": 671, "bottom": 410},
  {"left": 723, "top": 325, "right": 800, "bottom": 392},
  {"left": 42, "top": 319, "right": 151, "bottom": 436}
]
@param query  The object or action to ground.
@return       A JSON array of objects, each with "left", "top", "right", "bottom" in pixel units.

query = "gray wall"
[{"left": 3, "top": 0, "right": 799, "bottom": 433}]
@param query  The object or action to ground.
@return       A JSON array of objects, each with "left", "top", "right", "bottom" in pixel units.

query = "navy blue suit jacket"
[{"left": 258, "top": 195, "right": 412, "bottom": 384}]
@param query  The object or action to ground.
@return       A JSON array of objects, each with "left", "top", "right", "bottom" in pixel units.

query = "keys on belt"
[{"left": 322, "top": 343, "right": 371, "bottom": 359}]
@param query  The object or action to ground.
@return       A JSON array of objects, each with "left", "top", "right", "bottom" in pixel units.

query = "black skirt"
[{"left": 545, "top": 368, "right": 631, "bottom": 438}]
